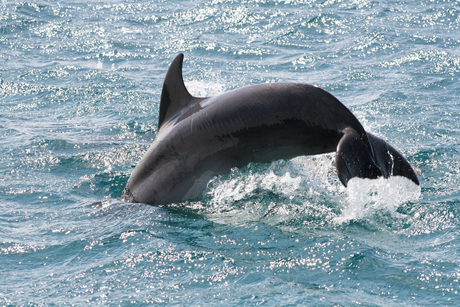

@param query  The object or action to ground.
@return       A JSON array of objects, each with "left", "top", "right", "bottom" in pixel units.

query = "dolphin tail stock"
[{"left": 335, "top": 128, "right": 420, "bottom": 186}]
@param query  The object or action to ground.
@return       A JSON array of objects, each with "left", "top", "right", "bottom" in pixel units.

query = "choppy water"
[{"left": 1, "top": 0, "right": 460, "bottom": 305}]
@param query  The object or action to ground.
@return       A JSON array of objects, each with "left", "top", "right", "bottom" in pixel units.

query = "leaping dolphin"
[{"left": 122, "top": 54, "right": 419, "bottom": 205}]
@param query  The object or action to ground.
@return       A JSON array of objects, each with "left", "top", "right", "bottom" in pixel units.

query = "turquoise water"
[{"left": 1, "top": 0, "right": 460, "bottom": 305}]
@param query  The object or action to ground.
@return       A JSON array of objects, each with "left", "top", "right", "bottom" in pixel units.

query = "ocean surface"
[{"left": 1, "top": 0, "right": 460, "bottom": 305}]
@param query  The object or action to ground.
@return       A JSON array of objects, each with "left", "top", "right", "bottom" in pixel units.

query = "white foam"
[
  {"left": 204, "top": 169, "right": 302, "bottom": 209},
  {"left": 185, "top": 80, "right": 225, "bottom": 97},
  {"left": 334, "top": 176, "right": 421, "bottom": 224},
  {"left": 190, "top": 155, "right": 421, "bottom": 228}
]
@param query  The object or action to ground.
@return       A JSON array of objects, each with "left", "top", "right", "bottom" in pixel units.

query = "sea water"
[{"left": 1, "top": 0, "right": 460, "bottom": 305}]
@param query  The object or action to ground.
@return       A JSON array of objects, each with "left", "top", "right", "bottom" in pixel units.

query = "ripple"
[{"left": 2, "top": 0, "right": 460, "bottom": 305}]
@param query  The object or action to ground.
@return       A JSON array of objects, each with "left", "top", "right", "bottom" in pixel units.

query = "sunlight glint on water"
[{"left": 2, "top": 0, "right": 460, "bottom": 305}]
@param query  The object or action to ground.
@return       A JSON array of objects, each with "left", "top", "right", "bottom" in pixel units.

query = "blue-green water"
[{"left": 1, "top": 0, "right": 460, "bottom": 305}]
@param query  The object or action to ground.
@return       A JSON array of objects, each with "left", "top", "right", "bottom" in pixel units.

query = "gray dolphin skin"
[{"left": 122, "top": 54, "right": 419, "bottom": 205}]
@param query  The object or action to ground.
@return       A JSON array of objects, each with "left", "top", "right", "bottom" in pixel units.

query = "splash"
[
  {"left": 199, "top": 166, "right": 303, "bottom": 220},
  {"left": 185, "top": 80, "right": 225, "bottom": 97},
  {"left": 334, "top": 176, "right": 421, "bottom": 224},
  {"left": 201, "top": 155, "right": 337, "bottom": 210},
  {"left": 188, "top": 155, "right": 421, "bottom": 229},
  {"left": 188, "top": 155, "right": 339, "bottom": 226}
]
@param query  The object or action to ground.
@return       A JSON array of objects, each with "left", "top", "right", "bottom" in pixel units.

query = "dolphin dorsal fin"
[{"left": 158, "top": 53, "right": 193, "bottom": 129}]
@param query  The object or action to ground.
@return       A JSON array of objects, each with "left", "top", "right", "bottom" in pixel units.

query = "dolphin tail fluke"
[
  {"left": 335, "top": 128, "right": 382, "bottom": 186},
  {"left": 335, "top": 128, "right": 419, "bottom": 186},
  {"left": 368, "top": 133, "right": 420, "bottom": 186}
]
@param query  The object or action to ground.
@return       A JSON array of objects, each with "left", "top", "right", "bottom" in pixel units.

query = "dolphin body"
[{"left": 122, "top": 54, "right": 419, "bottom": 205}]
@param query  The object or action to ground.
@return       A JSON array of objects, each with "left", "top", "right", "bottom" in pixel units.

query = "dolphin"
[{"left": 122, "top": 54, "right": 419, "bottom": 205}]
